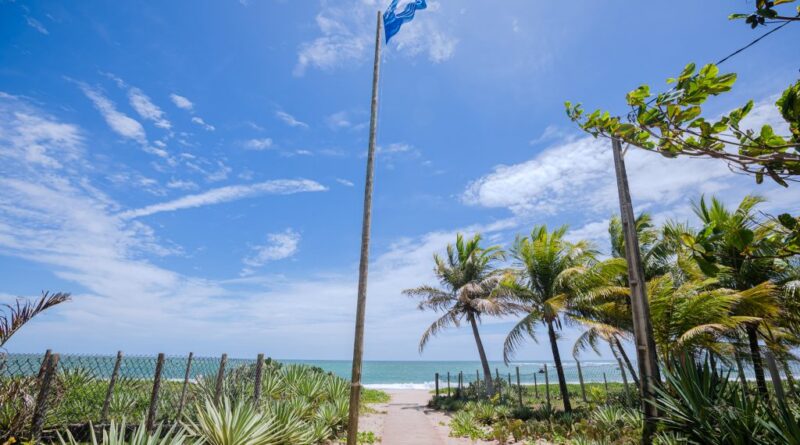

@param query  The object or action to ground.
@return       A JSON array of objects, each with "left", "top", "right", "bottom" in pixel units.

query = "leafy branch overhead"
[
  {"left": 566, "top": 64, "right": 800, "bottom": 186},
  {"left": 729, "top": 0, "right": 800, "bottom": 28}
]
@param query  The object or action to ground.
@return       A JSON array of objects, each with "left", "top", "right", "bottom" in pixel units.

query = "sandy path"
[{"left": 379, "top": 390, "right": 494, "bottom": 445}]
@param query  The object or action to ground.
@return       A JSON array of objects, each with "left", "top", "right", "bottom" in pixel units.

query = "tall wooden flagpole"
[
  {"left": 611, "top": 138, "right": 661, "bottom": 445},
  {"left": 346, "top": 10, "right": 382, "bottom": 445}
]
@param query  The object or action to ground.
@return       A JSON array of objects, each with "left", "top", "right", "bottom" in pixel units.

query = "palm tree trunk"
[
  {"left": 547, "top": 319, "right": 572, "bottom": 412},
  {"left": 468, "top": 312, "right": 495, "bottom": 397},
  {"left": 746, "top": 323, "right": 768, "bottom": 398},
  {"left": 614, "top": 337, "right": 640, "bottom": 388}
]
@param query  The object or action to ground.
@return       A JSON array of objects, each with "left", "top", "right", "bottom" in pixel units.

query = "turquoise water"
[{"left": 3, "top": 354, "right": 629, "bottom": 388}]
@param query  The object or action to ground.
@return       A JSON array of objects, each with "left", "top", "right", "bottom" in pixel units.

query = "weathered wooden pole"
[
  {"left": 544, "top": 364, "right": 551, "bottom": 410},
  {"left": 346, "top": 11, "right": 382, "bottom": 445},
  {"left": 764, "top": 350, "right": 786, "bottom": 407},
  {"left": 101, "top": 351, "right": 123, "bottom": 423},
  {"left": 253, "top": 353, "right": 265, "bottom": 407},
  {"left": 495, "top": 368, "right": 501, "bottom": 397},
  {"left": 213, "top": 353, "right": 228, "bottom": 404},
  {"left": 31, "top": 353, "right": 59, "bottom": 442},
  {"left": 447, "top": 371, "right": 451, "bottom": 397},
  {"left": 533, "top": 372, "right": 539, "bottom": 398},
  {"left": 603, "top": 372, "right": 609, "bottom": 393},
  {"left": 516, "top": 367, "right": 523, "bottom": 407},
  {"left": 146, "top": 353, "right": 165, "bottom": 432},
  {"left": 35, "top": 349, "right": 52, "bottom": 381},
  {"left": 612, "top": 138, "right": 661, "bottom": 444},
  {"left": 176, "top": 352, "right": 194, "bottom": 420},
  {"left": 576, "top": 359, "right": 587, "bottom": 403},
  {"left": 435, "top": 372, "right": 440, "bottom": 397},
  {"left": 507, "top": 372, "right": 512, "bottom": 387}
]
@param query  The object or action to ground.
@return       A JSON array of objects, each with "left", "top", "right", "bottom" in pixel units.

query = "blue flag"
[{"left": 383, "top": 0, "right": 427, "bottom": 43}]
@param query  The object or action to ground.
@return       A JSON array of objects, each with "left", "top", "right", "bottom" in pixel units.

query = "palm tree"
[
  {"left": 404, "top": 233, "right": 516, "bottom": 396},
  {"left": 1, "top": 291, "right": 70, "bottom": 349},
  {"left": 500, "top": 225, "right": 596, "bottom": 412},
  {"left": 689, "top": 195, "right": 785, "bottom": 396}
]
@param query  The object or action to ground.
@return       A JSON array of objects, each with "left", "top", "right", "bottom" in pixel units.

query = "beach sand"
[{"left": 355, "top": 389, "right": 497, "bottom": 445}]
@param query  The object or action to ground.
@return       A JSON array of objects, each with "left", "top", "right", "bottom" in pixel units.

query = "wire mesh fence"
[{"left": 0, "top": 351, "right": 264, "bottom": 440}]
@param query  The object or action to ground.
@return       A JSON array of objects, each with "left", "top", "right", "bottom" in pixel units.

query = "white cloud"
[
  {"left": 325, "top": 110, "right": 355, "bottom": 130},
  {"left": 79, "top": 84, "right": 147, "bottom": 143},
  {"left": 169, "top": 93, "right": 193, "bottom": 111},
  {"left": 166, "top": 179, "right": 198, "bottom": 191},
  {"left": 244, "top": 138, "right": 273, "bottom": 150},
  {"left": 335, "top": 178, "right": 355, "bottom": 187},
  {"left": 118, "top": 179, "right": 328, "bottom": 219},
  {"left": 275, "top": 110, "right": 308, "bottom": 128},
  {"left": 294, "top": 0, "right": 456, "bottom": 75},
  {"left": 26, "top": 17, "right": 49, "bottom": 35},
  {"left": 242, "top": 229, "right": 301, "bottom": 271},
  {"left": 0, "top": 92, "right": 82, "bottom": 168},
  {"left": 128, "top": 88, "right": 171, "bottom": 130},
  {"left": 191, "top": 116, "right": 215, "bottom": 131}
]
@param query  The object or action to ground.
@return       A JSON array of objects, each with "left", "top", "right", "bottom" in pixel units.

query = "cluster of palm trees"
[{"left": 404, "top": 195, "right": 799, "bottom": 411}]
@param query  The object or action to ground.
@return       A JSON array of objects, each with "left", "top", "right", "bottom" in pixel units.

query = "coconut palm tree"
[
  {"left": 500, "top": 225, "right": 597, "bottom": 412},
  {"left": 404, "top": 233, "right": 516, "bottom": 396},
  {"left": 688, "top": 195, "right": 785, "bottom": 396},
  {"left": 1, "top": 291, "right": 70, "bottom": 349}
]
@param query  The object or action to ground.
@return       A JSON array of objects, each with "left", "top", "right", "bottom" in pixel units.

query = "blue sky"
[{"left": 1, "top": 0, "right": 799, "bottom": 361}]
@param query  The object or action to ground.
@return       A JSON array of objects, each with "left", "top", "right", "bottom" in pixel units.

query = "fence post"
[
  {"left": 764, "top": 350, "right": 787, "bottom": 407},
  {"left": 516, "top": 366, "right": 523, "bottom": 408},
  {"left": 603, "top": 372, "right": 609, "bottom": 393},
  {"left": 476, "top": 369, "right": 479, "bottom": 385},
  {"left": 36, "top": 349, "right": 52, "bottom": 381},
  {"left": 176, "top": 352, "right": 194, "bottom": 420},
  {"left": 459, "top": 371, "right": 464, "bottom": 396},
  {"left": 544, "top": 364, "right": 551, "bottom": 410},
  {"left": 101, "top": 351, "right": 124, "bottom": 423},
  {"left": 533, "top": 372, "right": 538, "bottom": 398},
  {"left": 214, "top": 353, "right": 228, "bottom": 404},
  {"left": 435, "top": 372, "right": 440, "bottom": 397},
  {"left": 146, "top": 353, "right": 165, "bottom": 432},
  {"left": 252, "top": 353, "right": 265, "bottom": 407},
  {"left": 507, "top": 372, "right": 512, "bottom": 387},
  {"left": 619, "top": 361, "right": 632, "bottom": 406},
  {"left": 576, "top": 359, "right": 587, "bottom": 403},
  {"left": 495, "top": 368, "right": 501, "bottom": 397},
  {"left": 31, "top": 353, "right": 59, "bottom": 442},
  {"left": 447, "top": 371, "right": 451, "bottom": 397}
]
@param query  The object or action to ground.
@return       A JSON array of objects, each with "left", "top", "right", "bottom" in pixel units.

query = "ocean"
[{"left": 1, "top": 353, "right": 637, "bottom": 389}]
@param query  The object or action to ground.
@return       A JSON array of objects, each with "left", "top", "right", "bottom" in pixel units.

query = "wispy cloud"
[
  {"left": 128, "top": 88, "right": 171, "bottom": 130},
  {"left": 25, "top": 17, "right": 49, "bottom": 35},
  {"left": 243, "top": 138, "right": 273, "bottom": 150},
  {"left": 335, "top": 178, "right": 354, "bottom": 187},
  {"left": 118, "top": 179, "right": 328, "bottom": 219},
  {"left": 169, "top": 93, "right": 193, "bottom": 111},
  {"left": 191, "top": 116, "right": 215, "bottom": 131},
  {"left": 242, "top": 229, "right": 301, "bottom": 273},
  {"left": 79, "top": 83, "right": 147, "bottom": 144},
  {"left": 275, "top": 110, "right": 308, "bottom": 128},
  {"left": 294, "top": 0, "right": 457, "bottom": 75}
]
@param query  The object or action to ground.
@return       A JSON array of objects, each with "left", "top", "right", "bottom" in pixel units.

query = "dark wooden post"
[
  {"left": 176, "top": 352, "right": 194, "bottom": 420},
  {"left": 516, "top": 367, "right": 523, "bottom": 407},
  {"left": 764, "top": 350, "right": 786, "bottom": 407},
  {"left": 603, "top": 372, "right": 609, "bottom": 393},
  {"left": 35, "top": 349, "right": 52, "bottom": 381},
  {"left": 476, "top": 369, "right": 480, "bottom": 384},
  {"left": 533, "top": 372, "right": 539, "bottom": 398},
  {"left": 507, "top": 372, "right": 512, "bottom": 387},
  {"left": 435, "top": 373, "right": 440, "bottom": 397},
  {"left": 31, "top": 353, "right": 59, "bottom": 442},
  {"left": 214, "top": 353, "right": 228, "bottom": 404},
  {"left": 101, "top": 351, "right": 123, "bottom": 422},
  {"left": 253, "top": 353, "right": 265, "bottom": 407},
  {"left": 576, "top": 359, "right": 587, "bottom": 403},
  {"left": 544, "top": 364, "right": 551, "bottom": 410},
  {"left": 495, "top": 368, "right": 501, "bottom": 397},
  {"left": 146, "top": 353, "right": 165, "bottom": 432},
  {"left": 612, "top": 138, "right": 661, "bottom": 444},
  {"left": 447, "top": 372, "right": 451, "bottom": 397}
]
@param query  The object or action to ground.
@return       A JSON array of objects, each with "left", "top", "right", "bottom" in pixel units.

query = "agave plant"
[
  {"left": 57, "top": 420, "right": 187, "bottom": 445},
  {"left": 184, "top": 397, "right": 282, "bottom": 445}
]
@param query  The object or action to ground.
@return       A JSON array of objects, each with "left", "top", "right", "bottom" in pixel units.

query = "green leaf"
[{"left": 778, "top": 213, "right": 798, "bottom": 229}]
